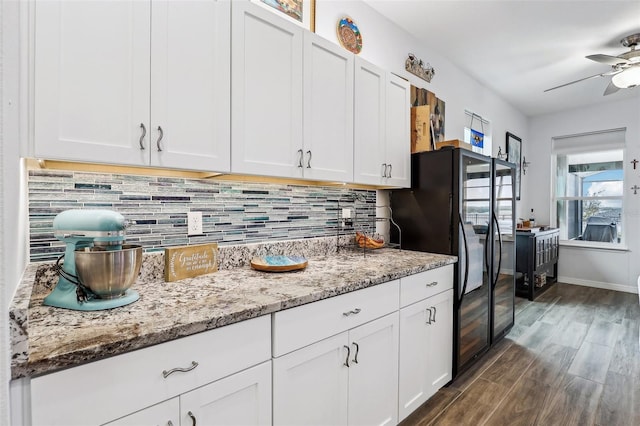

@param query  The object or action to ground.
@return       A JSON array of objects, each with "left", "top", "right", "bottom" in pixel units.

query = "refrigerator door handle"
[
  {"left": 458, "top": 213, "right": 470, "bottom": 305},
  {"left": 484, "top": 222, "right": 490, "bottom": 281},
  {"left": 492, "top": 212, "right": 503, "bottom": 290}
]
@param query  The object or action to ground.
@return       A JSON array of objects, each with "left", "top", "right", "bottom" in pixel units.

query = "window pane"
[{"left": 556, "top": 199, "right": 622, "bottom": 242}]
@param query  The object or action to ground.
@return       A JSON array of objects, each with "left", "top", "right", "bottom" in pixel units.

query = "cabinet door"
[
  {"left": 102, "top": 398, "right": 179, "bottom": 426},
  {"left": 348, "top": 312, "right": 399, "bottom": 426},
  {"left": 398, "top": 289, "right": 453, "bottom": 421},
  {"left": 302, "top": 32, "right": 354, "bottom": 182},
  {"left": 34, "top": 0, "right": 150, "bottom": 165},
  {"left": 427, "top": 289, "right": 453, "bottom": 393},
  {"left": 151, "top": 0, "right": 230, "bottom": 172},
  {"left": 384, "top": 73, "right": 411, "bottom": 188},
  {"left": 180, "top": 361, "right": 271, "bottom": 426},
  {"left": 273, "top": 333, "right": 349, "bottom": 426},
  {"left": 231, "top": 1, "right": 303, "bottom": 177},
  {"left": 354, "top": 57, "right": 386, "bottom": 185}
]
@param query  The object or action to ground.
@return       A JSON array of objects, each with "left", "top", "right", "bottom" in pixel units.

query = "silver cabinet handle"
[
  {"left": 426, "top": 308, "right": 432, "bottom": 324},
  {"left": 187, "top": 411, "right": 196, "bottom": 426},
  {"left": 352, "top": 342, "right": 359, "bottom": 364},
  {"left": 381, "top": 163, "right": 388, "bottom": 177},
  {"left": 297, "top": 149, "right": 304, "bottom": 168},
  {"left": 342, "top": 308, "right": 361, "bottom": 316},
  {"left": 426, "top": 281, "right": 438, "bottom": 287},
  {"left": 162, "top": 361, "right": 198, "bottom": 378},
  {"left": 431, "top": 306, "right": 437, "bottom": 322},
  {"left": 387, "top": 163, "right": 392, "bottom": 178},
  {"left": 156, "top": 125, "right": 164, "bottom": 151},
  {"left": 343, "top": 345, "right": 351, "bottom": 367},
  {"left": 139, "top": 123, "right": 146, "bottom": 150},
  {"left": 306, "top": 150, "right": 312, "bottom": 168}
]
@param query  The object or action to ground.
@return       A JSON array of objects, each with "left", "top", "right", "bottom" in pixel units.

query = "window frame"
[{"left": 551, "top": 141, "right": 626, "bottom": 247}]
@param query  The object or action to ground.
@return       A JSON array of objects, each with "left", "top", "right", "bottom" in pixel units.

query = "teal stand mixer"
[{"left": 44, "top": 209, "right": 141, "bottom": 311}]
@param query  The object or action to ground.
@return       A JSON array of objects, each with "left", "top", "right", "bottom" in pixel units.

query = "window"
[{"left": 552, "top": 129, "right": 625, "bottom": 245}]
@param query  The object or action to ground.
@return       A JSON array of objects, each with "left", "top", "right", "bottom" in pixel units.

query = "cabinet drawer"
[
  {"left": 31, "top": 315, "right": 271, "bottom": 426},
  {"left": 400, "top": 264, "right": 453, "bottom": 307},
  {"left": 273, "top": 280, "right": 399, "bottom": 357}
]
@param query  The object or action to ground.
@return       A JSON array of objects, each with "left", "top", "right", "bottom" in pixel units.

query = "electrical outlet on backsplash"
[{"left": 27, "top": 169, "right": 377, "bottom": 262}]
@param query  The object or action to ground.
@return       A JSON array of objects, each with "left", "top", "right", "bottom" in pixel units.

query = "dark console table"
[{"left": 515, "top": 228, "right": 559, "bottom": 301}]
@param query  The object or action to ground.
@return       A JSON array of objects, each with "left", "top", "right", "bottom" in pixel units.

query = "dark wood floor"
[{"left": 401, "top": 283, "right": 640, "bottom": 426}]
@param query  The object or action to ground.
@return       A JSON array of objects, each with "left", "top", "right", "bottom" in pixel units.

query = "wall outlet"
[
  {"left": 187, "top": 212, "right": 203, "bottom": 236},
  {"left": 341, "top": 208, "right": 353, "bottom": 227}
]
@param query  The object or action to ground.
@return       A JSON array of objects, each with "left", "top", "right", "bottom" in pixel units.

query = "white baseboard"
[{"left": 557, "top": 276, "right": 639, "bottom": 294}]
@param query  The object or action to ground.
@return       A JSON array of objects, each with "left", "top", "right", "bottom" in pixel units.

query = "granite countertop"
[{"left": 10, "top": 237, "right": 456, "bottom": 379}]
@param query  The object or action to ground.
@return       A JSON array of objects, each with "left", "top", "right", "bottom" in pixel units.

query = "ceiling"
[{"left": 363, "top": 0, "right": 640, "bottom": 117}]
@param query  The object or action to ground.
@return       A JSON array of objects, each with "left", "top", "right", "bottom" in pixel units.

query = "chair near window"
[{"left": 579, "top": 216, "right": 617, "bottom": 243}]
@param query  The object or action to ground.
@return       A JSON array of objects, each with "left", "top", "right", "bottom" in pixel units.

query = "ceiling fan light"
[{"left": 611, "top": 67, "right": 640, "bottom": 88}]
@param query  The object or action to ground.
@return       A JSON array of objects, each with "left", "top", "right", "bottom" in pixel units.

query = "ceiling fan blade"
[
  {"left": 544, "top": 72, "right": 608, "bottom": 92},
  {"left": 586, "top": 54, "right": 630, "bottom": 65},
  {"left": 603, "top": 80, "right": 620, "bottom": 96}
]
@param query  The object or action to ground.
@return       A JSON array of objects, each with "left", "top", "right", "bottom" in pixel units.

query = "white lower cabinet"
[
  {"left": 179, "top": 361, "right": 272, "bottom": 426},
  {"left": 30, "top": 316, "right": 271, "bottom": 426},
  {"left": 105, "top": 361, "right": 271, "bottom": 426},
  {"left": 398, "top": 288, "right": 454, "bottom": 422},
  {"left": 273, "top": 312, "right": 399, "bottom": 426},
  {"left": 103, "top": 398, "right": 179, "bottom": 426}
]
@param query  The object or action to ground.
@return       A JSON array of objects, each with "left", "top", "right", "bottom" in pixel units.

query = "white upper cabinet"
[
  {"left": 34, "top": 0, "right": 230, "bottom": 172},
  {"left": 232, "top": 3, "right": 355, "bottom": 182},
  {"left": 302, "top": 32, "right": 354, "bottom": 182},
  {"left": 385, "top": 73, "right": 411, "bottom": 187},
  {"left": 354, "top": 57, "right": 411, "bottom": 187},
  {"left": 150, "top": 0, "right": 230, "bottom": 171},
  {"left": 231, "top": 1, "right": 303, "bottom": 177},
  {"left": 34, "top": 1, "right": 151, "bottom": 165},
  {"left": 354, "top": 58, "right": 387, "bottom": 185}
]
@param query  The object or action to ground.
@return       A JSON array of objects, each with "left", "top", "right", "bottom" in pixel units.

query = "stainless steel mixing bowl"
[{"left": 74, "top": 244, "right": 143, "bottom": 299}]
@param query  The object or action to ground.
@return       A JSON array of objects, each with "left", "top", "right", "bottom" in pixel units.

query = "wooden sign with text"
[{"left": 164, "top": 243, "right": 218, "bottom": 282}]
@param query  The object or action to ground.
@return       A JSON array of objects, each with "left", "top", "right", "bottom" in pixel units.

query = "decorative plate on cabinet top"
[
  {"left": 337, "top": 17, "right": 362, "bottom": 54},
  {"left": 250, "top": 255, "right": 308, "bottom": 272}
]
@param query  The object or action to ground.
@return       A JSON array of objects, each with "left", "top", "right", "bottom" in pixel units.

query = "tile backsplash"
[{"left": 28, "top": 169, "right": 376, "bottom": 262}]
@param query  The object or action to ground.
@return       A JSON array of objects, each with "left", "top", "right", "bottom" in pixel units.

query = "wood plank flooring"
[{"left": 400, "top": 283, "right": 640, "bottom": 426}]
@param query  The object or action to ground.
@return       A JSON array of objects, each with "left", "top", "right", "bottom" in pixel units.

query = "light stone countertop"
[{"left": 10, "top": 237, "right": 456, "bottom": 379}]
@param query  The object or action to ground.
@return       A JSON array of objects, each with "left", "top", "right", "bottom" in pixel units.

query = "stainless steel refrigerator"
[{"left": 391, "top": 148, "right": 515, "bottom": 378}]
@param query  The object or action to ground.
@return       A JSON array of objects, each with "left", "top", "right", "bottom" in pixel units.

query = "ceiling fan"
[{"left": 545, "top": 33, "right": 640, "bottom": 96}]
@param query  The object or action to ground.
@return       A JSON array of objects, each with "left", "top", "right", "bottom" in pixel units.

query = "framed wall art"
[
  {"left": 251, "top": 0, "right": 316, "bottom": 31},
  {"left": 506, "top": 132, "right": 522, "bottom": 200}
]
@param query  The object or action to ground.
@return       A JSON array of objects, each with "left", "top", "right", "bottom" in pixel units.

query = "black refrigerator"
[{"left": 391, "top": 148, "right": 515, "bottom": 378}]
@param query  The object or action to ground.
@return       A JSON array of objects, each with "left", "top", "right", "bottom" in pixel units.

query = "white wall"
[
  {"left": 315, "top": 0, "right": 529, "bottom": 216},
  {"left": 528, "top": 95, "right": 640, "bottom": 293}
]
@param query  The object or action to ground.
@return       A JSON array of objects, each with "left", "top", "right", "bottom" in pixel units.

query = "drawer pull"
[
  {"left": 188, "top": 411, "right": 197, "bottom": 426},
  {"left": 162, "top": 361, "right": 198, "bottom": 378},
  {"left": 426, "top": 281, "right": 438, "bottom": 287},
  {"left": 352, "top": 342, "right": 360, "bottom": 364},
  {"left": 342, "top": 308, "right": 361, "bottom": 316},
  {"left": 344, "top": 345, "right": 351, "bottom": 367},
  {"left": 426, "top": 308, "right": 432, "bottom": 324},
  {"left": 432, "top": 306, "right": 437, "bottom": 322}
]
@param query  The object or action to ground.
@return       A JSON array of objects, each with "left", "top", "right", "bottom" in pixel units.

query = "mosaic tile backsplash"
[{"left": 28, "top": 169, "right": 377, "bottom": 262}]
